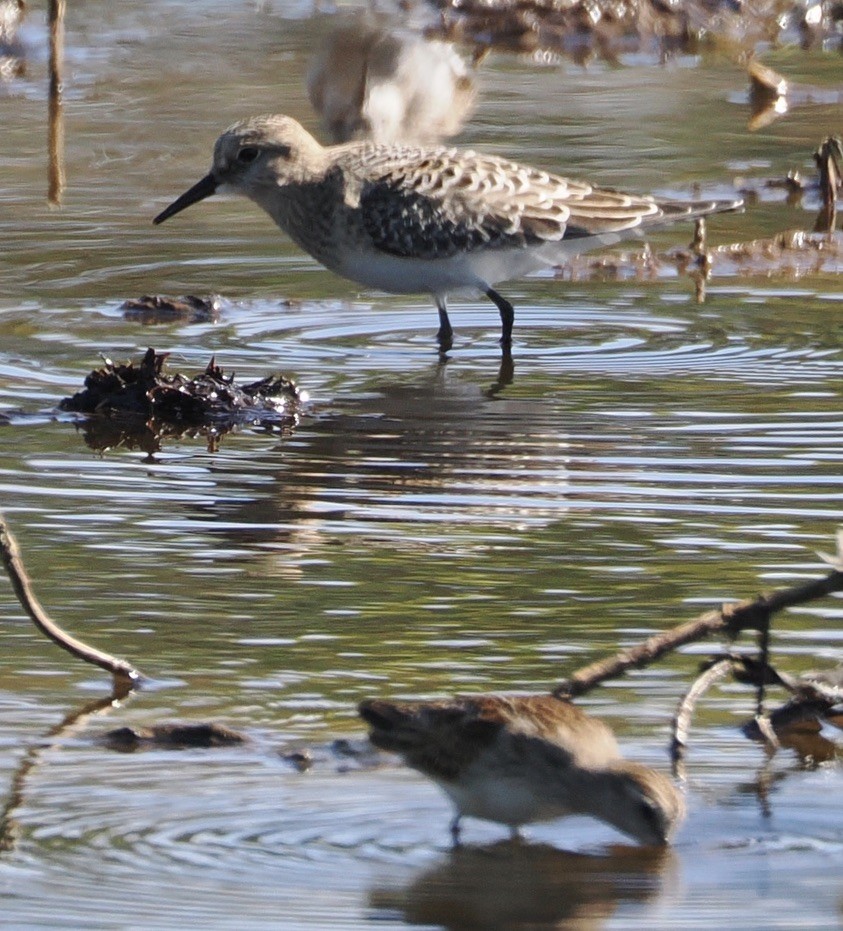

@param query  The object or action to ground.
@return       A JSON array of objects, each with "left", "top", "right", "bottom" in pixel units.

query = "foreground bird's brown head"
[{"left": 595, "top": 761, "right": 686, "bottom": 846}]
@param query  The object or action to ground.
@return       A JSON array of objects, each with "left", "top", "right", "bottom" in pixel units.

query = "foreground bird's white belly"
[{"left": 434, "top": 768, "right": 574, "bottom": 827}]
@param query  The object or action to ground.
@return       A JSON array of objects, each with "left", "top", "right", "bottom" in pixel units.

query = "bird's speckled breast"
[{"left": 262, "top": 171, "right": 352, "bottom": 274}]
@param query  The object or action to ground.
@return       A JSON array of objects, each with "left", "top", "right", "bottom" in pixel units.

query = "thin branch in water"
[
  {"left": 754, "top": 607, "right": 772, "bottom": 717},
  {"left": 737, "top": 653, "right": 843, "bottom": 736},
  {"left": 0, "top": 515, "right": 144, "bottom": 688},
  {"left": 753, "top": 712, "right": 780, "bottom": 752},
  {"left": 671, "top": 657, "right": 732, "bottom": 781},
  {"left": 47, "top": 0, "right": 65, "bottom": 205},
  {"left": 750, "top": 606, "right": 778, "bottom": 749},
  {"left": 553, "top": 567, "right": 843, "bottom": 700}
]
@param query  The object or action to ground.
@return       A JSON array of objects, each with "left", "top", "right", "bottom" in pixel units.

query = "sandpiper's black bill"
[{"left": 153, "top": 173, "right": 218, "bottom": 225}]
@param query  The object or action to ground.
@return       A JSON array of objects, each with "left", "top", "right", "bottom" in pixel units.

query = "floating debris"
[
  {"left": 556, "top": 228, "right": 843, "bottom": 287},
  {"left": 708, "top": 228, "right": 841, "bottom": 266},
  {"left": 427, "top": 0, "right": 843, "bottom": 60},
  {"left": 814, "top": 136, "right": 841, "bottom": 234},
  {"left": 282, "top": 748, "right": 314, "bottom": 772},
  {"left": 429, "top": 0, "right": 698, "bottom": 59},
  {"left": 120, "top": 294, "right": 222, "bottom": 324},
  {"left": 557, "top": 135, "right": 842, "bottom": 288},
  {"left": 60, "top": 348, "right": 303, "bottom": 453},
  {"left": 0, "top": 513, "right": 144, "bottom": 689},
  {"left": 735, "top": 136, "right": 841, "bottom": 231},
  {"left": 746, "top": 58, "right": 788, "bottom": 131},
  {"left": 744, "top": 59, "right": 843, "bottom": 131},
  {"left": 102, "top": 723, "right": 246, "bottom": 751},
  {"left": 280, "top": 737, "right": 388, "bottom": 773},
  {"left": 748, "top": 58, "right": 788, "bottom": 104}
]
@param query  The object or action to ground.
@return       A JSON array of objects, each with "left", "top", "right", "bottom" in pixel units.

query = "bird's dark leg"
[
  {"left": 484, "top": 287, "right": 514, "bottom": 348},
  {"left": 435, "top": 297, "right": 453, "bottom": 352},
  {"left": 449, "top": 813, "right": 463, "bottom": 848}
]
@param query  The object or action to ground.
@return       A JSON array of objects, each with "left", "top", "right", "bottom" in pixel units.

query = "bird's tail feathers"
[{"left": 658, "top": 196, "right": 744, "bottom": 222}]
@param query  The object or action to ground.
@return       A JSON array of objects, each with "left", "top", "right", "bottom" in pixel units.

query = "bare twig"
[
  {"left": 813, "top": 136, "right": 841, "bottom": 235},
  {"left": 47, "top": 0, "right": 65, "bottom": 205},
  {"left": 553, "top": 568, "right": 843, "bottom": 700},
  {"left": 731, "top": 653, "right": 843, "bottom": 704},
  {"left": 0, "top": 515, "right": 144, "bottom": 688},
  {"left": 753, "top": 712, "right": 780, "bottom": 752},
  {"left": 737, "top": 654, "right": 843, "bottom": 737},
  {"left": 754, "top": 607, "right": 772, "bottom": 717},
  {"left": 671, "top": 657, "right": 732, "bottom": 780}
]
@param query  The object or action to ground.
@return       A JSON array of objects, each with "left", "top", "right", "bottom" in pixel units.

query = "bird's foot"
[{"left": 436, "top": 328, "right": 454, "bottom": 354}]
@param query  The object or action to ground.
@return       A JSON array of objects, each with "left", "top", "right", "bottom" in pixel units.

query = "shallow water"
[{"left": 2, "top": 1, "right": 843, "bottom": 928}]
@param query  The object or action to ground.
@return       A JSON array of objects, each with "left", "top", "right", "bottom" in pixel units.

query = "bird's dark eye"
[{"left": 237, "top": 146, "right": 259, "bottom": 164}]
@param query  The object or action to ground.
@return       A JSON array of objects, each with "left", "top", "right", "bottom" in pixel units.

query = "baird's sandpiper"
[
  {"left": 154, "top": 114, "right": 741, "bottom": 351},
  {"left": 359, "top": 694, "right": 684, "bottom": 846}
]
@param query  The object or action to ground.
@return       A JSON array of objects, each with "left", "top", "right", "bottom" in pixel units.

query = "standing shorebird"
[
  {"left": 359, "top": 694, "right": 684, "bottom": 846},
  {"left": 154, "top": 114, "right": 741, "bottom": 351}
]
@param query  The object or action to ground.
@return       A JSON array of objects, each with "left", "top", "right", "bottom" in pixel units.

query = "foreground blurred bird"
[
  {"left": 154, "top": 114, "right": 741, "bottom": 351},
  {"left": 358, "top": 694, "right": 684, "bottom": 846}
]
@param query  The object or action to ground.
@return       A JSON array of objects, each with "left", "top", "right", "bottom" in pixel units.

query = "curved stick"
[
  {"left": 553, "top": 569, "right": 843, "bottom": 700},
  {"left": 670, "top": 657, "right": 733, "bottom": 780},
  {"left": 0, "top": 516, "right": 143, "bottom": 688}
]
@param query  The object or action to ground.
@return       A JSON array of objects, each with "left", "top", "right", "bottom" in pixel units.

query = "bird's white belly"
[
  {"left": 334, "top": 245, "right": 553, "bottom": 297},
  {"left": 435, "top": 770, "right": 573, "bottom": 827}
]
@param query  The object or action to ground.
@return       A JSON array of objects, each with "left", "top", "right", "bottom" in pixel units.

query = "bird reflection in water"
[{"left": 369, "top": 840, "right": 675, "bottom": 930}]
